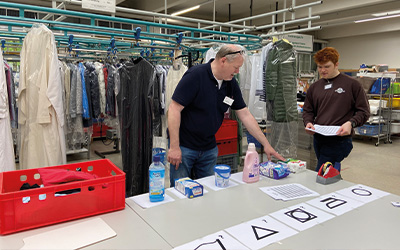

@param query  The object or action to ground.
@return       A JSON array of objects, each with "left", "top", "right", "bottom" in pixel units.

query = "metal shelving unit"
[{"left": 356, "top": 72, "right": 398, "bottom": 146}]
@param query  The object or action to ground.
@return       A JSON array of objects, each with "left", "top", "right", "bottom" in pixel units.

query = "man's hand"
[
  {"left": 305, "top": 122, "right": 315, "bottom": 135},
  {"left": 167, "top": 146, "right": 182, "bottom": 170},
  {"left": 263, "top": 144, "right": 286, "bottom": 162},
  {"left": 336, "top": 121, "right": 352, "bottom": 136}
]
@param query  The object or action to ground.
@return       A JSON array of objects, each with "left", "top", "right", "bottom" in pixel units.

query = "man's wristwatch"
[{"left": 351, "top": 121, "right": 356, "bottom": 128}]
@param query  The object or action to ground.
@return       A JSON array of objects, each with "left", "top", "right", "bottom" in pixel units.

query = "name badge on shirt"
[
  {"left": 223, "top": 96, "right": 234, "bottom": 106},
  {"left": 325, "top": 84, "right": 332, "bottom": 89}
]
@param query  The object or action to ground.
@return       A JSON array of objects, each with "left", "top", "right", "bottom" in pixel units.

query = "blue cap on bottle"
[{"left": 153, "top": 155, "right": 161, "bottom": 162}]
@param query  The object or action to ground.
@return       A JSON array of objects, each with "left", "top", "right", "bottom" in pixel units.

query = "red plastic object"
[
  {"left": 92, "top": 122, "right": 111, "bottom": 138},
  {"left": 217, "top": 139, "right": 238, "bottom": 156},
  {"left": 215, "top": 119, "right": 238, "bottom": 141},
  {"left": 0, "top": 159, "right": 125, "bottom": 235}
]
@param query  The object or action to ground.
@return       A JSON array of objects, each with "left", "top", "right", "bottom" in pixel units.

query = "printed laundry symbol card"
[
  {"left": 307, "top": 192, "right": 364, "bottom": 216},
  {"left": 335, "top": 184, "right": 390, "bottom": 204},
  {"left": 270, "top": 203, "right": 335, "bottom": 231},
  {"left": 225, "top": 215, "right": 298, "bottom": 250},
  {"left": 173, "top": 230, "right": 249, "bottom": 250}
]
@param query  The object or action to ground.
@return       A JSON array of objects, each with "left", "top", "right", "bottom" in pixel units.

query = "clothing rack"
[{"left": 0, "top": 2, "right": 262, "bottom": 52}]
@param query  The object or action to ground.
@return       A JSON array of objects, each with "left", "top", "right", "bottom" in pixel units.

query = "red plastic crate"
[
  {"left": 0, "top": 159, "right": 125, "bottom": 235},
  {"left": 217, "top": 139, "right": 238, "bottom": 156},
  {"left": 215, "top": 119, "right": 238, "bottom": 141}
]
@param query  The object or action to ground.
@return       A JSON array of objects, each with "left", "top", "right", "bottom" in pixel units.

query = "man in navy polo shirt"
[{"left": 167, "top": 44, "right": 284, "bottom": 187}]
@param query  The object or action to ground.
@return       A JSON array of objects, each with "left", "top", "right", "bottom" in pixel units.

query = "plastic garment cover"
[
  {"left": 4, "top": 63, "right": 17, "bottom": 128},
  {"left": 117, "top": 57, "right": 156, "bottom": 197},
  {"left": 265, "top": 40, "right": 298, "bottom": 158},
  {"left": 94, "top": 62, "right": 106, "bottom": 115},
  {"left": 163, "top": 63, "right": 187, "bottom": 139},
  {"left": 18, "top": 24, "right": 66, "bottom": 169},
  {"left": 105, "top": 64, "right": 117, "bottom": 117},
  {"left": 155, "top": 65, "right": 167, "bottom": 115},
  {"left": 247, "top": 44, "right": 273, "bottom": 121},
  {"left": 153, "top": 66, "right": 163, "bottom": 136},
  {"left": 84, "top": 62, "right": 100, "bottom": 118},
  {"left": 248, "top": 53, "right": 267, "bottom": 121},
  {"left": 61, "top": 62, "right": 70, "bottom": 116},
  {"left": 0, "top": 51, "right": 16, "bottom": 172},
  {"left": 103, "top": 65, "right": 121, "bottom": 131},
  {"left": 238, "top": 48, "right": 252, "bottom": 106},
  {"left": 78, "top": 63, "right": 90, "bottom": 119},
  {"left": 65, "top": 63, "right": 85, "bottom": 151},
  {"left": 205, "top": 47, "right": 218, "bottom": 63}
]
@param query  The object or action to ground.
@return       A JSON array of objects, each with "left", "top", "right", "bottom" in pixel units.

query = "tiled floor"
[
  {"left": 69, "top": 135, "right": 400, "bottom": 196},
  {"left": 341, "top": 135, "right": 400, "bottom": 196}
]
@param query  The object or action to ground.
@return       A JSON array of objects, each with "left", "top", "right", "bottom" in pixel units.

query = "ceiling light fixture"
[
  {"left": 171, "top": 5, "right": 200, "bottom": 16},
  {"left": 372, "top": 10, "right": 400, "bottom": 17},
  {"left": 354, "top": 13, "right": 400, "bottom": 23}
]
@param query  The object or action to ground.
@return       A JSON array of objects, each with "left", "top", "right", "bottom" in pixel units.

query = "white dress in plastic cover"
[
  {"left": 18, "top": 24, "right": 66, "bottom": 169},
  {"left": 0, "top": 50, "right": 16, "bottom": 172}
]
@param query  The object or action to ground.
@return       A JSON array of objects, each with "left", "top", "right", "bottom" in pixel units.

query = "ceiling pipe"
[
  {"left": 250, "top": 0, "right": 253, "bottom": 26},
  {"left": 41, "top": 0, "right": 253, "bottom": 30},
  {"left": 42, "top": 1, "right": 65, "bottom": 20},
  {"left": 260, "top": 25, "right": 321, "bottom": 38},
  {"left": 200, "top": 0, "right": 322, "bottom": 32},
  {"left": 254, "top": 16, "right": 319, "bottom": 31},
  {"left": 232, "top": 15, "right": 319, "bottom": 34}
]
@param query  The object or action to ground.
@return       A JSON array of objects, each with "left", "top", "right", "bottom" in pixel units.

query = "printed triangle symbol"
[{"left": 251, "top": 225, "right": 279, "bottom": 240}]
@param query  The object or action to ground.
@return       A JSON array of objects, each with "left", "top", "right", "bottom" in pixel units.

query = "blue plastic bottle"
[{"left": 149, "top": 155, "right": 165, "bottom": 202}]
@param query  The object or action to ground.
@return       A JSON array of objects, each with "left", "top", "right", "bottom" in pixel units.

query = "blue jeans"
[
  {"left": 170, "top": 145, "right": 218, "bottom": 187},
  {"left": 313, "top": 134, "right": 353, "bottom": 172}
]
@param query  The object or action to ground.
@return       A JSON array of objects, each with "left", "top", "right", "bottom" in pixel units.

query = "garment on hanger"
[
  {"left": 77, "top": 62, "right": 89, "bottom": 119},
  {"left": 94, "top": 62, "right": 106, "bottom": 115},
  {"left": 18, "top": 24, "right": 66, "bottom": 169},
  {"left": 84, "top": 62, "right": 100, "bottom": 119},
  {"left": 118, "top": 57, "right": 156, "bottom": 197},
  {"left": 0, "top": 50, "right": 16, "bottom": 172},
  {"left": 65, "top": 62, "right": 85, "bottom": 150},
  {"left": 265, "top": 39, "right": 298, "bottom": 158},
  {"left": 265, "top": 39, "right": 297, "bottom": 122},
  {"left": 248, "top": 53, "right": 265, "bottom": 121},
  {"left": 105, "top": 63, "right": 117, "bottom": 117},
  {"left": 162, "top": 63, "right": 187, "bottom": 139},
  {"left": 153, "top": 65, "right": 164, "bottom": 136},
  {"left": 4, "top": 62, "right": 17, "bottom": 128}
]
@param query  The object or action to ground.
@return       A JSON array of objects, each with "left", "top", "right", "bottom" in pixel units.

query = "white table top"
[
  {"left": 0, "top": 206, "right": 172, "bottom": 250},
  {"left": 2, "top": 170, "right": 399, "bottom": 250},
  {"left": 126, "top": 170, "right": 400, "bottom": 249}
]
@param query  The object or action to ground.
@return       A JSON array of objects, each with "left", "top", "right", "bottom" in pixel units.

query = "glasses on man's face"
[{"left": 223, "top": 50, "right": 245, "bottom": 57}]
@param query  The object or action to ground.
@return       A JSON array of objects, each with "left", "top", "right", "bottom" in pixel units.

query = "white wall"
[{"left": 328, "top": 31, "right": 400, "bottom": 70}]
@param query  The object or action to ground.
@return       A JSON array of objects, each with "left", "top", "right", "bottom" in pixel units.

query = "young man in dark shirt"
[
  {"left": 167, "top": 44, "right": 285, "bottom": 186},
  {"left": 303, "top": 47, "right": 370, "bottom": 172}
]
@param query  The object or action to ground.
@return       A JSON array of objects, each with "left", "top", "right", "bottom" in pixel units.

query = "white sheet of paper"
[
  {"left": 259, "top": 183, "right": 319, "bottom": 201},
  {"left": 167, "top": 187, "right": 208, "bottom": 199},
  {"left": 225, "top": 215, "right": 298, "bottom": 250},
  {"left": 270, "top": 203, "right": 335, "bottom": 231},
  {"left": 21, "top": 218, "right": 116, "bottom": 250},
  {"left": 306, "top": 124, "right": 341, "bottom": 136},
  {"left": 230, "top": 172, "right": 246, "bottom": 184},
  {"left": 129, "top": 193, "right": 175, "bottom": 209},
  {"left": 335, "top": 184, "right": 390, "bottom": 204},
  {"left": 196, "top": 175, "right": 239, "bottom": 191},
  {"left": 306, "top": 192, "right": 364, "bottom": 216},
  {"left": 173, "top": 230, "right": 249, "bottom": 250}
]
